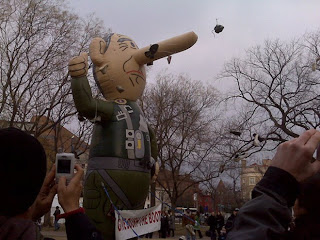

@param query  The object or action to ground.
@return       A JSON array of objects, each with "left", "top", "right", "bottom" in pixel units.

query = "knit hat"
[{"left": 0, "top": 127, "right": 47, "bottom": 216}]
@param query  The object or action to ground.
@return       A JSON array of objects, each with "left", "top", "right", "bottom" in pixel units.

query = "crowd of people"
[
  {"left": 2, "top": 123, "right": 320, "bottom": 240},
  {"left": 145, "top": 207, "right": 239, "bottom": 240},
  {"left": 175, "top": 208, "right": 235, "bottom": 240},
  {"left": 155, "top": 210, "right": 175, "bottom": 238},
  {"left": 203, "top": 210, "right": 237, "bottom": 240}
]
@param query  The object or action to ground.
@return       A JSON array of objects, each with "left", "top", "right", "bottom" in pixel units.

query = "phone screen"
[{"left": 57, "top": 159, "right": 71, "bottom": 173}]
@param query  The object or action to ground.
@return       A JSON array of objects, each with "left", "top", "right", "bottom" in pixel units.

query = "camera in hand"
[{"left": 56, "top": 153, "right": 75, "bottom": 183}]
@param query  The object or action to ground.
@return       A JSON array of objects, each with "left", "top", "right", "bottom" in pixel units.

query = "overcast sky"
[{"left": 67, "top": 0, "right": 320, "bottom": 92}]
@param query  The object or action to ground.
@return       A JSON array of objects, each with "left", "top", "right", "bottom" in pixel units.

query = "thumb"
[
  {"left": 80, "top": 52, "right": 88, "bottom": 63},
  {"left": 89, "top": 37, "right": 107, "bottom": 67}
]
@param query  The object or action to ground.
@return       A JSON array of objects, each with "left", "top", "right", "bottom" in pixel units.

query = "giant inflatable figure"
[{"left": 68, "top": 32, "right": 198, "bottom": 239}]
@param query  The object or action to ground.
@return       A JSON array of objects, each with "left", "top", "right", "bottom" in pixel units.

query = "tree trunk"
[{"left": 151, "top": 182, "right": 156, "bottom": 207}]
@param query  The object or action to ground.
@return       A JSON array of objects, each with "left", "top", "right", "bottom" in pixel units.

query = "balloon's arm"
[{"left": 71, "top": 76, "right": 113, "bottom": 121}]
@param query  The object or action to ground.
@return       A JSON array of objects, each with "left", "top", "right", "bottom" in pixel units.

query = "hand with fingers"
[
  {"left": 271, "top": 129, "right": 320, "bottom": 182},
  {"left": 68, "top": 52, "right": 89, "bottom": 78},
  {"left": 31, "top": 165, "right": 58, "bottom": 221},
  {"left": 58, "top": 164, "right": 84, "bottom": 213}
]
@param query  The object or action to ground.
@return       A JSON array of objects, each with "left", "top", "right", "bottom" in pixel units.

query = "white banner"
[{"left": 115, "top": 204, "right": 162, "bottom": 240}]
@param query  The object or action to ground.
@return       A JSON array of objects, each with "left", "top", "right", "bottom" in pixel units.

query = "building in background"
[
  {"left": 0, "top": 116, "right": 89, "bottom": 168},
  {"left": 212, "top": 180, "right": 233, "bottom": 212},
  {"left": 144, "top": 169, "right": 200, "bottom": 212},
  {"left": 197, "top": 192, "right": 213, "bottom": 213},
  {"left": 205, "top": 179, "right": 241, "bottom": 213},
  {"left": 144, "top": 158, "right": 272, "bottom": 213},
  {"left": 36, "top": 116, "right": 89, "bottom": 170},
  {"left": 240, "top": 159, "right": 271, "bottom": 201}
]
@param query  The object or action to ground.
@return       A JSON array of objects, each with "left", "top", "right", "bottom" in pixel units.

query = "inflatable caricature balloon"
[{"left": 68, "top": 32, "right": 198, "bottom": 239}]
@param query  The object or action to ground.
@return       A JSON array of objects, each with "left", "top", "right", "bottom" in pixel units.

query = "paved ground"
[
  {"left": 41, "top": 222, "right": 212, "bottom": 239},
  {"left": 41, "top": 229, "right": 212, "bottom": 240}
]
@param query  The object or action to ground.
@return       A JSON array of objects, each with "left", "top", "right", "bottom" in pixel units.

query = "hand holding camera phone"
[{"left": 55, "top": 153, "right": 75, "bottom": 184}]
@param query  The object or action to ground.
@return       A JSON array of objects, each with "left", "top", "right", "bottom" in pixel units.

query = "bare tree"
[
  {"left": 142, "top": 71, "right": 222, "bottom": 209},
  {"left": 0, "top": 0, "right": 106, "bottom": 226},
  {"left": 202, "top": 161, "right": 245, "bottom": 213},
  {"left": 209, "top": 33, "right": 320, "bottom": 208},
  {"left": 0, "top": 0, "right": 105, "bottom": 137},
  {"left": 219, "top": 32, "right": 320, "bottom": 151},
  {"left": 223, "top": 162, "right": 245, "bottom": 207},
  {"left": 38, "top": 116, "right": 92, "bottom": 162}
]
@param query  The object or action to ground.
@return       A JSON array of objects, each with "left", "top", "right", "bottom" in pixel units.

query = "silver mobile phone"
[{"left": 55, "top": 153, "right": 75, "bottom": 183}]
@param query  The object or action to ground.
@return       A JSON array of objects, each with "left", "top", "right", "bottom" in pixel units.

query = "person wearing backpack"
[{"left": 225, "top": 208, "right": 239, "bottom": 234}]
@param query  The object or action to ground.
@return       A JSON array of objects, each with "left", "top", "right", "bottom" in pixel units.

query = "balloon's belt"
[
  {"left": 87, "top": 157, "right": 150, "bottom": 173},
  {"left": 85, "top": 157, "right": 150, "bottom": 209}
]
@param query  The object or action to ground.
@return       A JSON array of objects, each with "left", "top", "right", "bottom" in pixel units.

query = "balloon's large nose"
[{"left": 133, "top": 31, "right": 198, "bottom": 65}]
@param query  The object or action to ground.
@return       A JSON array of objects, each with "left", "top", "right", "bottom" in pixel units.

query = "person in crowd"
[
  {"left": 200, "top": 213, "right": 205, "bottom": 225},
  {"left": 145, "top": 231, "right": 153, "bottom": 238},
  {"left": 207, "top": 211, "right": 216, "bottom": 240},
  {"left": 225, "top": 208, "right": 238, "bottom": 234},
  {"left": 159, "top": 211, "right": 169, "bottom": 238},
  {"left": 226, "top": 129, "right": 320, "bottom": 239},
  {"left": 53, "top": 206, "right": 61, "bottom": 231},
  {"left": 215, "top": 211, "right": 224, "bottom": 237},
  {"left": 35, "top": 218, "right": 42, "bottom": 231},
  {"left": 288, "top": 172, "right": 320, "bottom": 239},
  {"left": 182, "top": 209, "right": 196, "bottom": 240},
  {"left": 0, "top": 127, "right": 103, "bottom": 240},
  {"left": 194, "top": 211, "right": 203, "bottom": 238},
  {"left": 219, "top": 226, "right": 227, "bottom": 240},
  {"left": 168, "top": 210, "right": 175, "bottom": 237}
]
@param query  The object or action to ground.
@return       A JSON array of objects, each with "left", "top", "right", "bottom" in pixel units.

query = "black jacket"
[
  {"left": 65, "top": 213, "right": 102, "bottom": 240},
  {"left": 207, "top": 215, "right": 217, "bottom": 231},
  {"left": 225, "top": 214, "right": 236, "bottom": 233},
  {"left": 216, "top": 215, "right": 224, "bottom": 230},
  {"left": 227, "top": 166, "right": 299, "bottom": 240},
  {"left": 289, "top": 215, "right": 320, "bottom": 240}
]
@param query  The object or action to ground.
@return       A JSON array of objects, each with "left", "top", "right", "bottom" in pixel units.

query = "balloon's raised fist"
[{"left": 68, "top": 52, "right": 88, "bottom": 78}]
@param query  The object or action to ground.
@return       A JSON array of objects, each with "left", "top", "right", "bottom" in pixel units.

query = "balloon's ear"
[{"left": 89, "top": 37, "right": 107, "bottom": 67}]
